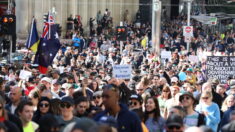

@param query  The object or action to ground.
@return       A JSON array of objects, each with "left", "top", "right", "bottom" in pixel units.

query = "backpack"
[{"left": 197, "top": 113, "right": 205, "bottom": 126}]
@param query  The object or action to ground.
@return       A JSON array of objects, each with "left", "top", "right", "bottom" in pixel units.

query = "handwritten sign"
[
  {"left": 19, "top": 70, "right": 32, "bottom": 80},
  {"left": 206, "top": 56, "right": 235, "bottom": 84},
  {"left": 189, "top": 55, "right": 199, "bottom": 63},
  {"left": 161, "top": 51, "right": 171, "bottom": 60},
  {"left": 113, "top": 65, "right": 132, "bottom": 79}
]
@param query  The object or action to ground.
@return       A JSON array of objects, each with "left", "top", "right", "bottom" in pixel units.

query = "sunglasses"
[
  {"left": 168, "top": 125, "right": 181, "bottom": 130},
  {"left": 136, "top": 89, "right": 144, "bottom": 91},
  {"left": 60, "top": 103, "right": 72, "bottom": 108},
  {"left": 202, "top": 97, "right": 209, "bottom": 100},
  {"left": 162, "top": 90, "right": 169, "bottom": 93},
  {"left": 93, "top": 96, "right": 101, "bottom": 100},
  {"left": 180, "top": 96, "right": 191, "bottom": 101},
  {"left": 129, "top": 102, "right": 138, "bottom": 106},
  {"left": 39, "top": 103, "right": 49, "bottom": 108}
]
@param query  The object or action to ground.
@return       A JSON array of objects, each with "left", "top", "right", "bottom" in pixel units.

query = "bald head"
[{"left": 10, "top": 86, "right": 22, "bottom": 105}]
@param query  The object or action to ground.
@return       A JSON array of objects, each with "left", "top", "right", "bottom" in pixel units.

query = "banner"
[{"left": 206, "top": 56, "right": 235, "bottom": 84}]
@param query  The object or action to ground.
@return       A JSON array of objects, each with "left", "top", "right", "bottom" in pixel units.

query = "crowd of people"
[{"left": 0, "top": 8, "right": 235, "bottom": 132}]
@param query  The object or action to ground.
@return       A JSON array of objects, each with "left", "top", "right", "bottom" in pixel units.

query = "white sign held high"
[
  {"left": 113, "top": 65, "right": 132, "bottom": 79},
  {"left": 19, "top": 70, "right": 32, "bottom": 80}
]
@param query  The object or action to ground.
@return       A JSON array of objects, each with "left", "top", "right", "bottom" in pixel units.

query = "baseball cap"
[
  {"left": 171, "top": 77, "right": 178, "bottom": 83},
  {"left": 62, "top": 83, "right": 73, "bottom": 90},
  {"left": 179, "top": 91, "right": 195, "bottom": 102},
  {"left": 186, "top": 68, "right": 193, "bottom": 72},
  {"left": 129, "top": 94, "right": 143, "bottom": 104},
  {"left": 41, "top": 77, "right": 52, "bottom": 84},
  {"left": 230, "top": 79, "right": 235, "bottom": 89},
  {"left": 61, "top": 96, "right": 74, "bottom": 105},
  {"left": 166, "top": 114, "right": 183, "bottom": 128}
]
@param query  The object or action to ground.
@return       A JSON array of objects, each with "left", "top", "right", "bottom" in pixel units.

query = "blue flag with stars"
[{"left": 34, "top": 24, "right": 61, "bottom": 74}]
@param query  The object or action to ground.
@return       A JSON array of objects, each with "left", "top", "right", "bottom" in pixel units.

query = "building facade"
[{"left": 15, "top": 0, "right": 140, "bottom": 39}]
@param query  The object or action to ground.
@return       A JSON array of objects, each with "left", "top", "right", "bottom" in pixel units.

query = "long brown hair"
[
  {"left": 160, "top": 85, "right": 172, "bottom": 99},
  {"left": 144, "top": 97, "right": 161, "bottom": 122}
]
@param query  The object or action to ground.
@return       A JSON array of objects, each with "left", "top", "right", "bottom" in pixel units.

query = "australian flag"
[{"left": 34, "top": 13, "right": 61, "bottom": 74}]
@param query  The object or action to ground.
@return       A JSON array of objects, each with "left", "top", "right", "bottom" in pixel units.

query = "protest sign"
[
  {"left": 189, "top": 55, "right": 199, "bottom": 63},
  {"left": 113, "top": 65, "right": 132, "bottom": 79},
  {"left": 161, "top": 50, "right": 171, "bottom": 60},
  {"left": 19, "top": 70, "right": 32, "bottom": 80},
  {"left": 206, "top": 56, "right": 235, "bottom": 84}
]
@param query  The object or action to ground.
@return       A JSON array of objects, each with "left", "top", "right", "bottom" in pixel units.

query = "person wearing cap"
[
  {"left": 165, "top": 114, "right": 185, "bottom": 132},
  {"left": 51, "top": 70, "right": 60, "bottom": 82},
  {"left": 171, "top": 77, "right": 179, "bottom": 86},
  {"left": 51, "top": 80, "right": 65, "bottom": 98},
  {"left": 61, "top": 83, "right": 75, "bottom": 98},
  {"left": 186, "top": 68, "right": 196, "bottom": 86},
  {"left": 40, "top": 77, "right": 52, "bottom": 90},
  {"left": 94, "top": 84, "right": 143, "bottom": 132},
  {"left": 226, "top": 79, "right": 235, "bottom": 95},
  {"left": 57, "top": 96, "right": 80, "bottom": 132},
  {"left": 91, "top": 91, "right": 103, "bottom": 108},
  {"left": 179, "top": 92, "right": 205, "bottom": 127},
  {"left": 128, "top": 94, "right": 143, "bottom": 110}
]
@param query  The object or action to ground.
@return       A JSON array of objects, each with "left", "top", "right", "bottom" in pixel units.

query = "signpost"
[
  {"left": 206, "top": 56, "right": 235, "bottom": 84},
  {"left": 183, "top": 26, "right": 193, "bottom": 43}
]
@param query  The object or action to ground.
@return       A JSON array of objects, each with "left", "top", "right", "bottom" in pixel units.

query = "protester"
[
  {"left": 94, "top": 84, "right": 143, "bottom": 132},
  {"left": 144, "top": 97, "right": 165, "bottom": 132},
  {"left": 195, "top": 91, "right": 221, "bottom": 132},
  {"left": 0, "top": 7, "right": 234, "bottom": 132}
]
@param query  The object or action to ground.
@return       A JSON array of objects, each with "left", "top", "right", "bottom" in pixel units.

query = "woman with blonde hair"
[
  {"left": 195, "top": 91, "right": 220, "bottom": 132},
  {"left": 221, "top": 95, "right": 235, "bottom": 112}
]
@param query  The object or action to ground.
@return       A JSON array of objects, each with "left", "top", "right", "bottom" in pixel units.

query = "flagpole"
[
  {"left": 28, "top": 18, "right": 34, "bottom": 49},
  {"left": 48, "top": 12, "right": 51, "bottom": 39}
]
